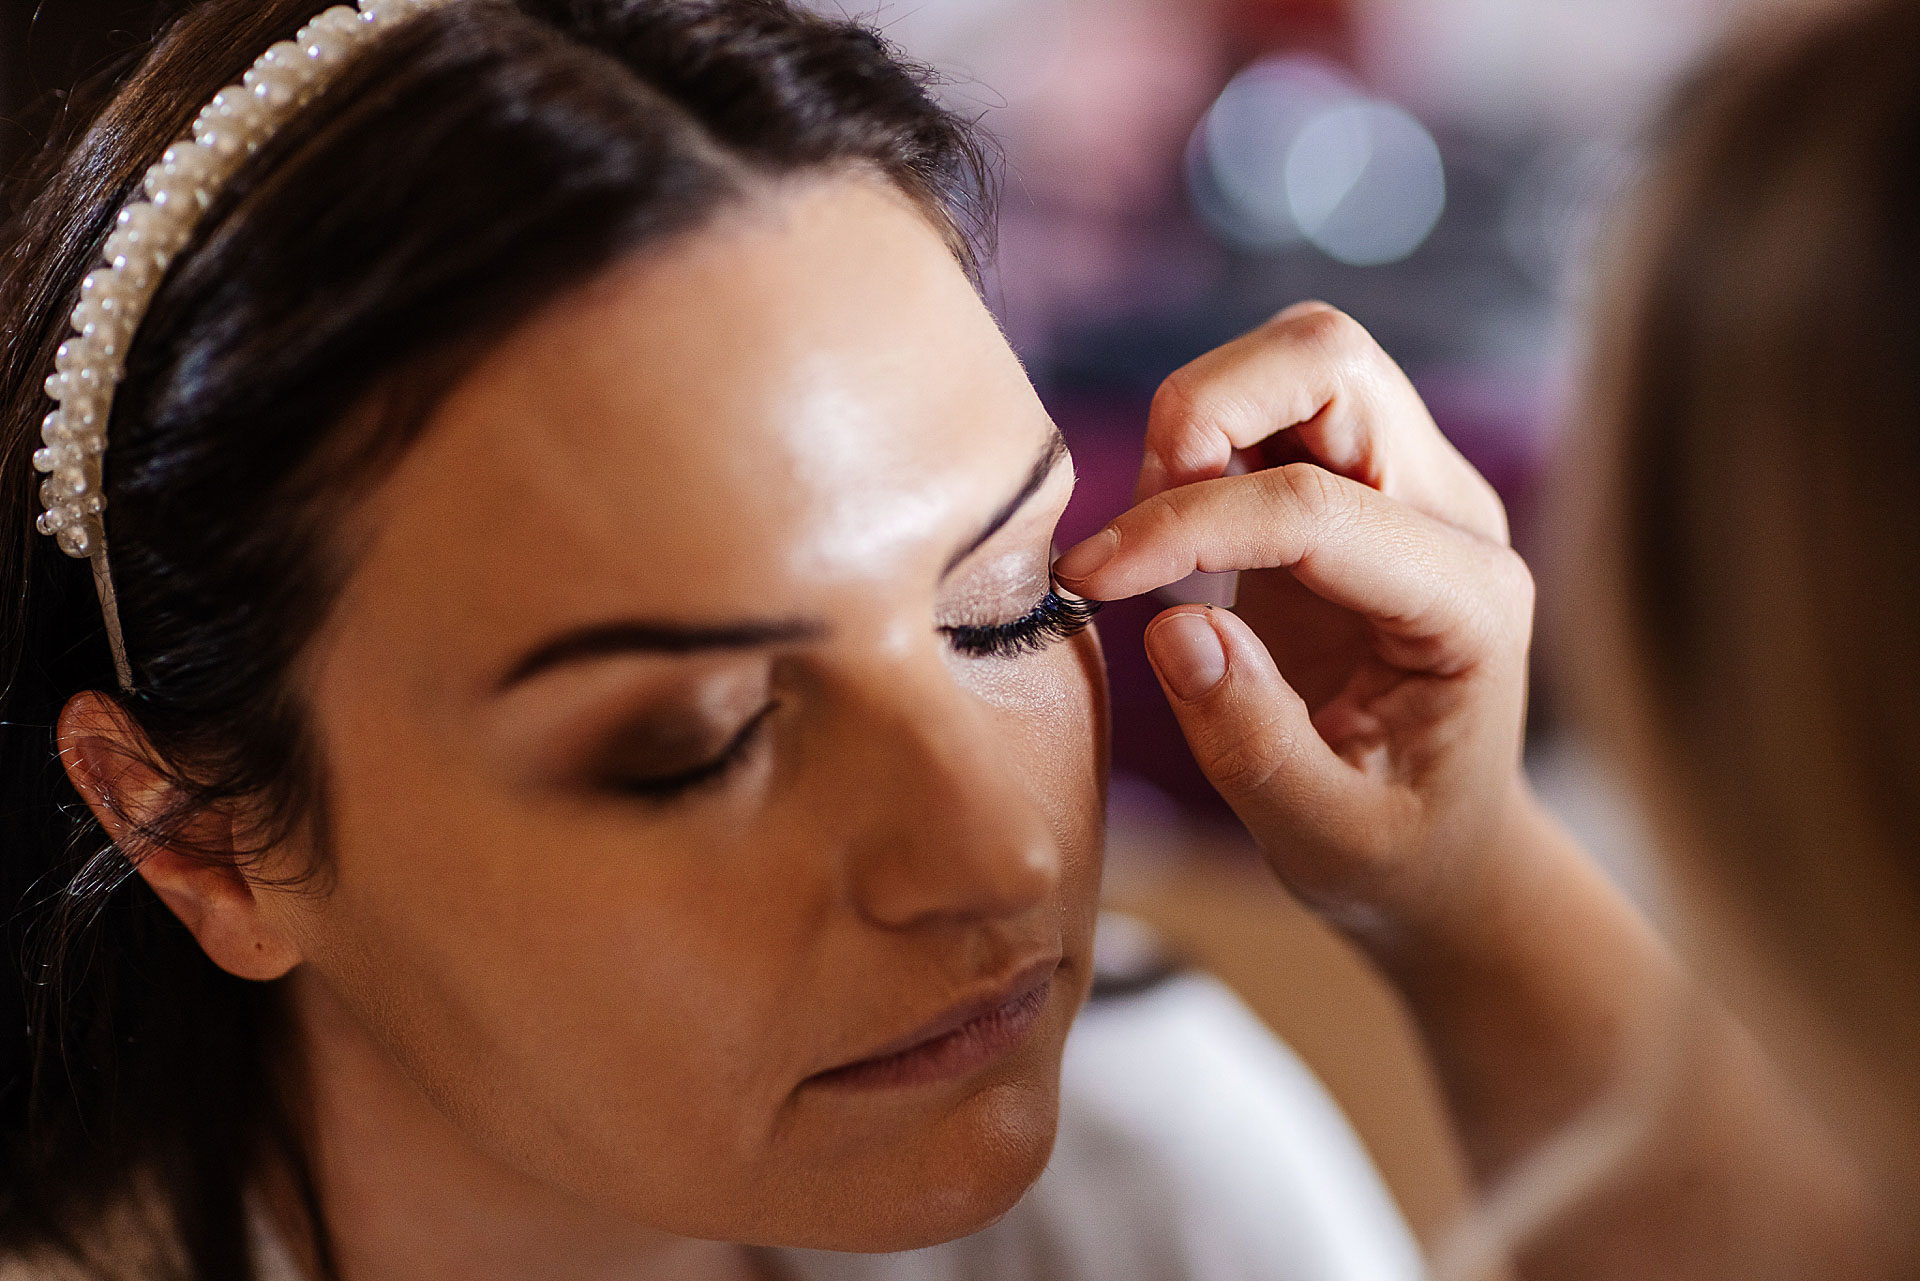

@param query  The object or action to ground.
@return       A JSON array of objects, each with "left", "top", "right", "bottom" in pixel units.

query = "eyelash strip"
[{"left": 942, "top": 589, "right": 1102, "bottom": 660}]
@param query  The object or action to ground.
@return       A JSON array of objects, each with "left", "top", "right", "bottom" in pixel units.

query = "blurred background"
[{"left": 0, "top": 0, "right": 1849, "bottom": 1248}]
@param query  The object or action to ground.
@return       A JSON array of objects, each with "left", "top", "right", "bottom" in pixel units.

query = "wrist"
[
  {"left": 1327, "top": 775, "right": 1552, "bottom": 964},
  {"left": 1347, "top": 777, "right": 1676, "bottom": 1005}
]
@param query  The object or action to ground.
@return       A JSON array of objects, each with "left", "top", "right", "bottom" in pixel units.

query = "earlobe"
[{"left": 56, "top": 692, "right": 304, "bottom": 983}]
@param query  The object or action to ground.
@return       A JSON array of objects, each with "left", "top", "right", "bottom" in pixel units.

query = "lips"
[{"left": 806, "top": 956, "right": 1061, "bottom": 1090}]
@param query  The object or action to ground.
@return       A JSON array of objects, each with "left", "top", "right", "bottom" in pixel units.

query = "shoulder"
[{"left": 773, "top": 937, "right": 1425, "bottom": 1281}]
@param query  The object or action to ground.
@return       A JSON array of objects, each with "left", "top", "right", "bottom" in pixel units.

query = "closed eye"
[
  {"left": 942, "top": 589, "right": 1100, "bottom": 660},
  {"left": 609, "top": 701, "right": 778, "bottom": 802}
]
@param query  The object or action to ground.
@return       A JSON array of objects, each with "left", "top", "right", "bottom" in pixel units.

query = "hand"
[{"left": 1054, "top": 303, "right": 1535, "bottom": 937}]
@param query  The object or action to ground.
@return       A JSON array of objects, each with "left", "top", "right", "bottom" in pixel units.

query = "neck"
[{"left": 269, "top": 969, "right": 765, "bottom": 1281}]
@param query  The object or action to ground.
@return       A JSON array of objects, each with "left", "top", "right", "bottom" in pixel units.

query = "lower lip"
[{"left": 807, "top": 973, "right": 1056, "bottom": 1091}]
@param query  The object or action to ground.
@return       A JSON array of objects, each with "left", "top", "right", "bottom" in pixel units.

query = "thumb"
[{"left": 1143, "top": 606, "right": 1381, "bottom": 879}]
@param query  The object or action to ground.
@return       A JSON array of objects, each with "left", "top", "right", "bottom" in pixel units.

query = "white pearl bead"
[
  {"left": 310, "top": 5, "right": 365, "bottom": 42},
  {"left": 209, "top": 87, "right": 271, "bottom": 132},
  {"left": 37, "top": 509, "right": 67, "bottom": 536},
  {"left": 192, "top": 104, "right": 255, "bottom": 158},
  {"left": 105, "top": 213, "right": 163, "bottom": 264},
  {"left": 161, "top": 140, "right": 223, "bottom": 186},
  {"left": 358, "top": 0, "right": 412, "bottom": 24},
  {"left": 32, "top": 447, "right": 57, "bottom": 473},
  {"left": 81, "top": 493, "right": 106, "bottom": 515},
  {"left": 301, "top": 25, "right": 354, "bottom": 63},
  {"left": 110, "top": 253, "right": 157, "bottom": 293},
  {"left": 70, "top": 294, "right": 128, "bottom": 346},
  {"left": 70, "top": 294, "right": 104, "bottom": 331},
  {"left": 80, "top": 269, "right": 121, "bottom": 309},
  {"left": 103, "top": 234, "right": 146, "bottom": 273},
  {"left": 145, "top": 171, "right": 205, "bottom": 216},
  {"left": 62, "top": 400, "right": 102, "bottom": 432},
  {"left": 45, "top": 372, "right": 74, "bottom": 401},
  {"left": 193, "top": 119, "right": 252, "bottom": 160},
  {"left": 55, "top": 337, "right": 97, "bottom": 375},
  {"left": 40, "top": 477, "right": 68, "bottom": 508},
  {"left": 245, "top": 59, "right": 306, "bottom": 109},
  {"left": 56, "top": 524, "right": 94, "bottom": 558},
  {"left": 55, "top": 466, "right": 89, "bottom": 496},
  {"left": 117, "top": 201, "right": 161, "bottom": 234},
  {"left": 261, "top": 40, "right": 313, "bottom": 73}
]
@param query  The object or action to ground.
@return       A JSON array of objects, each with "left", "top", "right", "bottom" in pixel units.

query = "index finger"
[
  {"left": 1139, "top": 302, "right": 1509, "bottom": 545},
  {"left": 1058, "top": 464, "right": 1531, "bottom": 674}
]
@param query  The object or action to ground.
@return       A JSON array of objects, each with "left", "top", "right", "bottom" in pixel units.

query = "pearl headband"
[{"left": 34, "top": 0, "right": 456, "bottom": 691}]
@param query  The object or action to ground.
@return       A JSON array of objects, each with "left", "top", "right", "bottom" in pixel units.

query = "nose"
[{"left": 836, "top": 660, "right": 1063, "bottom": 932}]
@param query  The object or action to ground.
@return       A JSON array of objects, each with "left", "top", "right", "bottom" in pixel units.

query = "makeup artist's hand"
[
  {"left": 1052, "top": 302, "right": 1536, "bottom": 936},
  {"left": 1055, "top": 304, "right": 1893, "bottom": 1281}
]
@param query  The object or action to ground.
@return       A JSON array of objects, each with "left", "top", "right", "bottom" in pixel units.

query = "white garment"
[
  {"left": 249, "top": 974, "right": 1425, "bottom": 1281},
  {"left": 770, "top": 974, "right": 1426, "bottom": 1281}
]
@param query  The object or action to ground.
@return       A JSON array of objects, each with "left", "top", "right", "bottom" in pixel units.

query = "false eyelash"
[{"left": 942, "top": 589, "right": 1102, "bottom": 660}]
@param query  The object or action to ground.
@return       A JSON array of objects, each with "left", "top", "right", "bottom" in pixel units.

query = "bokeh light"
[{"left": 1189, "top": 55, "right": 1446, "bottom": 267}]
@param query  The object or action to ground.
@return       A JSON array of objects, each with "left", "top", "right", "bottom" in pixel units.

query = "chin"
[{"left": 750, "top": 1071, "right": 1063, "bottom": 1254}]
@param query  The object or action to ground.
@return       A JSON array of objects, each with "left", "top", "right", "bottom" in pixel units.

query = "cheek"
[
  {"left": 955, "top": 627, "right": 1111, "bottom": 870},
  {"left": 285, "top": 704, "right": 825, "bottom": 1219}
]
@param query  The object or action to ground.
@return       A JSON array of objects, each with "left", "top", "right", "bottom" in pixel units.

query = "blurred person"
[{"left": 1562, "top": 0, "right": 1920, "bottom": 1261}]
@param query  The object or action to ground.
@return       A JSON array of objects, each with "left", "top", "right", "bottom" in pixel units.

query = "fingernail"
[
  {"left": 1054, "top": 527, "right": 1119, "bottom": 583},
  {"left": 1147, "top": 612, "right": 1227, "bottom": 701}
]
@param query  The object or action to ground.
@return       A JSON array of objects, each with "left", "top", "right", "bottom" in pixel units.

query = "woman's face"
[{"left": 265, "top": 175, "right": 1107, "bottom": 1250}]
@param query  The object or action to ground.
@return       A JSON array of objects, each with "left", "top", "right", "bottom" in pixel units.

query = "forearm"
[{"left": 1352, "top": 788, "right": 1888, "bottom": 1279}]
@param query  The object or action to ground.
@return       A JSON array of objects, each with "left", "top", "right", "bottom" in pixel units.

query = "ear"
[{"left": 57, "top": 691, "right": 304, "bottom": 982}]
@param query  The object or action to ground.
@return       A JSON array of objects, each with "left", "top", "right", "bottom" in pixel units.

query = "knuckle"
[
  {"left": 1269, "top": 461, "right": 1353, "bottom": 528},
  {"left": 1127, "top": 488, "right": 1193, "bottom": 547},
  {"left": 1206, "top": 714, "right": 1296, "bottom": 798},
  {"left": 1504, "top": 548, "right": 1536, "bottom": 606},
  {"left": 1496, "top": 547, "right": 1537, "bottom": 625},
  {"left": 1458, "top": 546, "right": 1535, "bottom": 657},
  {"left": 1278, "top": 302, "right": 1367, "bottom": 356},
  {"left": 1281, "top": 306, "right": 1393, "bottom": 403},
  {"left": 1470, "top": 472, "right": 1513, "bottom": 544},
  {"left": 1148, "top": 370, "right": 1250, "bottom": 477},
  {"left": 1270, "top": 299, "right": 1339, "bottom": 330},
  {"left": 1150, "top": 368, "right": 1200, "bottom": 425},
  {"left": 1156, "top": 368, "right": 1257, "bottom": 450}
]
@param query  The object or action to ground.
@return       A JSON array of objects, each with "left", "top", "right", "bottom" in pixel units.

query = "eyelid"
[{"left": 609, "top": 699, "right": 778, "bottom": 802}]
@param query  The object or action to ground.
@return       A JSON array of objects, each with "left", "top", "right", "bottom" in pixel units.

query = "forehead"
[{"left": 332, "top": 175, "right": 1050, "bottom": 676}]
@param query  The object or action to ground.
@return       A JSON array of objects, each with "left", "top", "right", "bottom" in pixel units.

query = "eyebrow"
[
  {"left": 497, "top": 620, "right": 824, "bottom": 690},
  {"left": 497, "top": 427, "right": 1069, "bottom": 691},
  {"left": 944, "top": 427, "right": 1069, "bottom": 577}
]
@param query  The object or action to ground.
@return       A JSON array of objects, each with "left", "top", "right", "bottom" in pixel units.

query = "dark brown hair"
[
  {"left": 1564, "top": 0, "right": 1920, "bottom": 1138},
  {"left": 0, "top": 2, "right": 989, "bottom": 1276}
]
